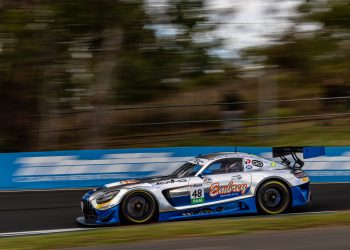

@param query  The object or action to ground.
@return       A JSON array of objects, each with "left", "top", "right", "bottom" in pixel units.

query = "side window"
[{"left": 205, "top": 158, "right": 243, "bottom": 175}]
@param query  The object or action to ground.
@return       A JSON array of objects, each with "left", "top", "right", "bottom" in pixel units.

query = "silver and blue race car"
[{"left": 77, "top": 146, "right": 324, "bottom": 226}]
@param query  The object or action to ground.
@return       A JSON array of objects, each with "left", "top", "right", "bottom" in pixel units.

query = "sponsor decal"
[
  {"left": 181, "top": 206, "right": 226, "bottom": 216},
  {"left": 190, "top": 184, "right": 205, "bottom": 204},
  {"left": 195, "top": 158, "right": 206, "bottom": 165},
  {"left": 245, "top": 159, "right": 251, "bottom": 165},
  {"left": 271, "top": 162, "right": 277, "bottom": 167},
  {"left": 191, "top": 184, "right": 202, "bottom": 187},
  {"left": 252, "top": 160, "right": 263, "bottom": 167},
  {"left": 246, "top": 165, "right": 252, "bottom": 169},
  {"left": 231, "top": 175, "right": 242, "bottom": 180},
  {"left": 203, "top": 176, "right": 213, "bottom": 183},
  {"left": 156, "top": 179, "right": 187, "bottom": 185},
  {"left": 182, "top": 208, "right": 215, "bottom": 216},
  {"left": 209, "top": 181, "right": 248, "bottom": 197}
]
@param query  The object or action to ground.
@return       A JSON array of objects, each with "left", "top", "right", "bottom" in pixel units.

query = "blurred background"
[{"left": 0, "top": 0, "right": 350, "bottom": 152}]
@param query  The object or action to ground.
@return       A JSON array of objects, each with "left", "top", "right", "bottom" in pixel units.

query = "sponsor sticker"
[
  {"left": 231, "top": 175, "right": 242, "bottom": 180},
  {"left": 182, "top": 208, "right": 214, "bottom": 216},
  {"left": 190, "top": 184, "right": 205, "bottom": 204},
  {"left": 203, "top": 176, "right": 213, "bottom": 183},
  {"left": 252, "top": 160, "right": 263, "bottom": 167},
  {"left": 271, "top": 162, "right": 277, "bottom": 167},
  {"left": 156, "top": 179, "right": 187, "bottom": 185},
  {"left": 246, "top": 165, "right": 252, "bottom": 169},
  {"left": 209, "top": 181, "right": 248, "bottom": 197}
]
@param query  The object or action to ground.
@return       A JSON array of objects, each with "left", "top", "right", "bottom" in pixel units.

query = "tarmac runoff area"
[
  {"left": 63, "top": 226, "right": 350, "bottom": 250},
  {"left": 0, "top": 183, "right": 350, "bottom": 236}
]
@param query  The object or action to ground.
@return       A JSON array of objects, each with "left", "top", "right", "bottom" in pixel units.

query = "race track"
[
  {"left": 71, "top": 227, "right": 350, "bottom": 250},
  {"left": 0, "top": 183, "right": 349, "bottom": 234}
]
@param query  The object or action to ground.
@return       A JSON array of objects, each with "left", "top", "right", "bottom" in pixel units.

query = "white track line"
[
  {"left": 0, "top": 228, "right": 96, "bottom": 238},
  {"left": 0, "top": 188, "right": 91, "bottom": 193}
]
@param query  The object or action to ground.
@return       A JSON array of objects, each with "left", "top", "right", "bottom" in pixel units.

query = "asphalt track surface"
[
  {"left": 0, "top": 183, "right": 350, "bottom": 233},
  {"left": 66, "top": 226, "right": 350, "bottom": 250}
]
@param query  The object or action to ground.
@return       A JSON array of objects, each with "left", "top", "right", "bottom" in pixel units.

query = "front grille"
[{"left": 82, "top": 200, "right": 97, "bottom": 222}]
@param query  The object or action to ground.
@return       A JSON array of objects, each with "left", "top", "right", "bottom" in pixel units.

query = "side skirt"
[{"left": 159, "top": 197, "right": 257, "bottom": 222}]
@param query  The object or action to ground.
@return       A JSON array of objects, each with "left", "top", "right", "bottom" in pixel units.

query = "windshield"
[{"left": 171, "top": 162, "right": 202, "bottom": 178}]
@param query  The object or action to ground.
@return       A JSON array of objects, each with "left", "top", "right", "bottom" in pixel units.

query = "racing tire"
[
  {"left": 120, "top": 191, "right": 157, "bottom": 224},
  {"left": 256, "top": 180, "right": 291, "bottom": 215}
]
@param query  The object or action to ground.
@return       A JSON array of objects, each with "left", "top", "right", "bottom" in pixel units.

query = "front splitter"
[{"left": 76, "top": 216, "right": 118, "bottom": 227}]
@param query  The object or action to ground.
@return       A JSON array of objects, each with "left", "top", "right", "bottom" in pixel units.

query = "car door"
[{"left": 188, "top": 158, "right": 252, "bottom": 206}]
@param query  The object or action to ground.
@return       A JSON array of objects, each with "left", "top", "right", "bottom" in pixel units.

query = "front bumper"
[{"left": 77, "top": 199, "right": 120, "bottom": 226}]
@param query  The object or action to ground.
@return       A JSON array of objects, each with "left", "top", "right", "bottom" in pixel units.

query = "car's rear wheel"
[
  {"left": 120, "top": 191, "right": 157, "bottom": 224},
  {"left": 256, "top": 180, "right": 291, "bottom": 215}
]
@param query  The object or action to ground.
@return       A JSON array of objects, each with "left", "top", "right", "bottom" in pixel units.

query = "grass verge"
[{"left": 1, "top": 211, "right": 350, "bottom": 250}]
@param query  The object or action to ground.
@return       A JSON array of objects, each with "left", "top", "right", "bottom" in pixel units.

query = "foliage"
[
  {"left": 0, "top": 0, "right": 229, "bottom": 150},
  {"left": 246, "top": 0, "right": 350, "bottom": 86}
]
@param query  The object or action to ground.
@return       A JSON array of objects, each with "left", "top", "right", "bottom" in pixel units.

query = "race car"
[{"left": 77, "top": 146, "right": 324, "bottom": 226}]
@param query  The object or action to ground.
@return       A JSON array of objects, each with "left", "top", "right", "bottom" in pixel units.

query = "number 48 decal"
[
  {"left": 192, "top": 189, "right": 203, "bottom": 198},
  {"left": 190, "top": 185, "right": 205, "bottom": 205}
]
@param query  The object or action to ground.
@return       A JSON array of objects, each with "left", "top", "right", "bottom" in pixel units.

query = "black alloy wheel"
[
  {"left": 256, "top": 180, "right": 291, "bottom": 215},
  {"left": 120, "top": 191, "right": 157, "bottom": 224}
]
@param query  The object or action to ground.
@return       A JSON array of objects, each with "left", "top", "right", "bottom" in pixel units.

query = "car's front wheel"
[
  {"left": 120, "top": 191, "right": 157, "bottom": 224},
  {"left": 256, "top": 180, "right": 291, "bottom": 215}
]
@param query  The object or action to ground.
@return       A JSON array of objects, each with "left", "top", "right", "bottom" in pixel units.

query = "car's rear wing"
[{"left": 272, "top": 146, "right": 325, "bottom": 170}]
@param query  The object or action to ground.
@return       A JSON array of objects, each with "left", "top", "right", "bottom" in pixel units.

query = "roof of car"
[{"left": 196, "top": 152, "right": 256, "bottom": 162}]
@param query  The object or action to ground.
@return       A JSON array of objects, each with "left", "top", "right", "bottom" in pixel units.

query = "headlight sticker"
[
  {"left": 120, "top": 180, "right": 139, "bottom": 185},
  {"left": 96, "top": 202, "right": 112, "bottom": 209},
  {"left": 96, "top": 190, "right": 119, "bottom": 205}
]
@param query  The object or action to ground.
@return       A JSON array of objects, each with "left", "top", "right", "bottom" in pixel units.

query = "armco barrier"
[{"left": 1, "top": 146, "right": 350, "bottom": 190}]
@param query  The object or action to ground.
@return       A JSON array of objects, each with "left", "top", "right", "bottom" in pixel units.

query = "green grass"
[
  {"left": 143, "top": 121, "right": 350, "bottom": 148},
  {"left": 2, "top": 211, "right": 350, "bottom": 250}
]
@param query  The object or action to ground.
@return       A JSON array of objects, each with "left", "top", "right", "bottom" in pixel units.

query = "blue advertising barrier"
[{"left": 1, "top": 146, "right": 350, "bottom": 190}]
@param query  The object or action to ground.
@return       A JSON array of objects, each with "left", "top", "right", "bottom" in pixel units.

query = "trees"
[
  {"left": 0, "top": 0, "right": 231, "bottom": 151},
  {"left": 247, "top": 0, "right": 350, "bottom": 87},
  {"left": 0, "top": 0, "right": 160, "bottom": 150},
  {"left": 164, "top": 0, "right": 227, "bottom": 87}
]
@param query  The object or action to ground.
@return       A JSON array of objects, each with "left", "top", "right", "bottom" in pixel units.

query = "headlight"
[{"left": 96, "top": 190, "right": 120, "bottom": 205}]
